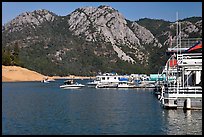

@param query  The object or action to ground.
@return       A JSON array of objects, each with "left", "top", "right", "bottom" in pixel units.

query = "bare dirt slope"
[{"left": 2, "top": 65, "right": 46, "bottom": 82}]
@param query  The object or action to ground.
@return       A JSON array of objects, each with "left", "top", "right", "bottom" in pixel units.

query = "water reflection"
[{"left": 162, "top": 109, "right": 202, "bottom": 135}]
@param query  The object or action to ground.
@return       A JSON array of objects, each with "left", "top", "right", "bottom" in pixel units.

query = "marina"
[
  {"left": 2, "top": 2, "right": 202, "bottom": 135},
  {"left": 2, "top": 42, "right": 202, "bottom": 134},
  {"left": 43, "top": 35, "right": 203, "bottom": 110},
  {"left": 87, "top": 72, "right": 157, "bottom": 89}
]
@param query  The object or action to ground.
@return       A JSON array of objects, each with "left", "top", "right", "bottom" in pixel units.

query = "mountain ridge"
[{"left": 2, "top": 5, "right": 202, "bottom": 76}]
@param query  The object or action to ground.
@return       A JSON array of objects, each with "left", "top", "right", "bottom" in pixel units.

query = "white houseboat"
[
  {"left": 88, "top": 72, "right": 135, "bottom": 88},
  {"left": 159, "top": 35, "right": 202, "bottom": 109}
]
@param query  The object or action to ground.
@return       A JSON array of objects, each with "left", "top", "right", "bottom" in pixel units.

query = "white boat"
[
  {"left": 158, "top": 20, "right": 202, "bottom": 109},
  {"left": 88, "top": 72, "right": 132, "bottom": 88},
  {"left": 60, "top": 80, "right": 85, "bottom": 89},
  {"left": 41, "top": 77, "right": 55, "bottom": 83},
  {"left": 160, "top": 51, "right": 202, "bottom": 109},
  {"left": 87, "top": 73, "right": 121, "bottom": 86},
  {"left": 47, "top": 79, "right": 55, "bottom": 82},
  {"left": 41, "top": 79, "right": 50, "bottom": 83}
]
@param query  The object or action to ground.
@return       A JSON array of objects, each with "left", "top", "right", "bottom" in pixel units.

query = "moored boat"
[
  {"left": 87, "top": 72, "right": 123, "bottom": 86},
  {"left": 41, "top": 77, "right": 55, "bottom": 83},
  {"left": 41, "top": 79, "right": 50, "bottom": 83},
  {"left": 159, "top": 24, "right": 202, "bottom": 109},
  {"left": 90, "top": 72, "right": 137, "bottom": 88}
]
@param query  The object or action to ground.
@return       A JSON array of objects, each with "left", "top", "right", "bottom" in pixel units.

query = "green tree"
[
  {"left": 2, "top": 48, "right": 12, "bottom": 65},
  {"left": 13, "top": 42, "right": 20, "bottom": 65}
]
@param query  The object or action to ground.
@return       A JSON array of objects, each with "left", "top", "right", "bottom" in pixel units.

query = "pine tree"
[
  {"left": 2, "top": 48, "right": 12, "bottom": 65},
  {"left": 13, "top": 42, "right": 20, "bottom": 65}
]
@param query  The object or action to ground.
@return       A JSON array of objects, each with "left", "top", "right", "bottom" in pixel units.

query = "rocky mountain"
[
  {"left": 2, "top": 5, "right": 202, "bottom": 76},
  {"left": 67, "top": 6, "right": 162, "bottom": 64},
  {"left": 136, "top": 17, "right": 202, "bottom": 45}
]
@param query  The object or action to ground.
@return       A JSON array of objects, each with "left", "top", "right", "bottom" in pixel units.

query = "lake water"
[{"left": 2, "top": 79, "right": 202, "bottom": 135}]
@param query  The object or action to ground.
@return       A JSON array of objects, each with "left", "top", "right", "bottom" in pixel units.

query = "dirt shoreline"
[{"left": 2, "top": 65, "right": 95, "bottom": 82}]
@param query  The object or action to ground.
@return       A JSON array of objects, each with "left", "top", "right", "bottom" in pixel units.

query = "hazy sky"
[{"left": 2, "top": 2, "right": 202, "bottom": 25}]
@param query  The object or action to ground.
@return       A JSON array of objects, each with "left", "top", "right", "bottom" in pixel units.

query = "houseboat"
[
  {"left": 87, "top": 72, "right": 133, "bottom": 88},
  {"left": 159, "top": 37, "right": 202, "bottom": 109}
]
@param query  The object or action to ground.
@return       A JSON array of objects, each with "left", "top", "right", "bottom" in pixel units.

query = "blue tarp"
[{"left": 119, "top": 77, "right": 129, "bottom": 81}]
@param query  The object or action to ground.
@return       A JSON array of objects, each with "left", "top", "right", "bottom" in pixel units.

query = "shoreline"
[
  {"left": 2, "top": 76, "right": 95, "bottom": 82},
  {"left": 2, "top": 77, "right": 95, "bottom": 82},
  {"left": 2, "top": 65, "right": 95, "bottom": 82}
]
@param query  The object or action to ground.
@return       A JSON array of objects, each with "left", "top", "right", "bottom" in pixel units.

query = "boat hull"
[
  {"left": 60, "top": 84, "right": 85, "bottom": 89},
  {"left": 117, "top": 84, "right": 136, "bottom": 88},
  {"left": 87, "top": 82, "right": 98, "bottom": 87},
  {"left": 96, "top": 83, "right": 118, "bottom": 88}
]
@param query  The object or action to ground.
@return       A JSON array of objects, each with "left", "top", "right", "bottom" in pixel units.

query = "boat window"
[
  {"left": 174, "top": 100, "right": 177, "bottom": 105},
  {"left": 107, "top": 77, "right": 109, "bottom": 80},
  {"left": 102, "top": 77, "right": 105, "bottom": 80},
  {"left": 164, "top": 99, "right": 169, "bottom": 104},
  {"left": 114, "top": 77, "right": 116, "bottom": 79},
  {"left": 96, "top": 77, "right": 100, "bottom": 81}
]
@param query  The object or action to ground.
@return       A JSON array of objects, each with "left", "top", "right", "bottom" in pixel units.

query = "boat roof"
[
  {"left": 185, "top": 41, "right": 202, "bottom": 53},
  {"left": 166, "top": 39, "right": 202, "bottom": 54}
]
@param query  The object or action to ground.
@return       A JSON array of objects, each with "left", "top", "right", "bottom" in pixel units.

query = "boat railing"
[
  {"left": 165, "top": 86, "right": 202, "bottom": 94},
  {"left": 177, "top": 53, "right": 202, "bottom": 66}
]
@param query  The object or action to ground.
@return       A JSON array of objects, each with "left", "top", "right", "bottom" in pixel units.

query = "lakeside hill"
[
  {"left": 2, "top": 65, "right": 46, "bottom": 82},
  {"left": 2, "top": 65, "right": 95, "bottom": 82},
  {"left": 2, "top": 5, "right": 202, "bottom": 76}
]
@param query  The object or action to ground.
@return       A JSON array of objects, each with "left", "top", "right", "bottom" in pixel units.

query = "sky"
[{"left": 2, "top": 2, "right": 202, "bottom": 25}]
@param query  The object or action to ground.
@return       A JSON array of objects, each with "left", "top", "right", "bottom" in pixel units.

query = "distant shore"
[{"left": 2, "top": 65, "right": 95, "bottom": 82}]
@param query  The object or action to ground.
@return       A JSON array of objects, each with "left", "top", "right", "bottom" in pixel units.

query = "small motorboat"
[
  {"left": 42, "top": 79, "right": 50, "bottom": 83},
  {"left": 47, "top": 79, "right": 55, "bottom": 82},
  {"left": 41, "top": 77, "right": 50, "bottom": 83},
  {"left": 60, "top": 80, "right": 85, "bottom": 89},
  {"left": 41, "top": 77, "right": 55, "bottom": 83}
]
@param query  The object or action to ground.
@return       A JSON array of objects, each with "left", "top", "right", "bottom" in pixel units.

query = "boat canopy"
[{"left": 64, "top": 80, "right": 74, "bottom": 84}]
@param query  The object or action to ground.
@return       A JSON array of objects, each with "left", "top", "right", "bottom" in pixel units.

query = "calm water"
[{"left": 2, "top": 80, "right": 202, "bottom": 135}]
